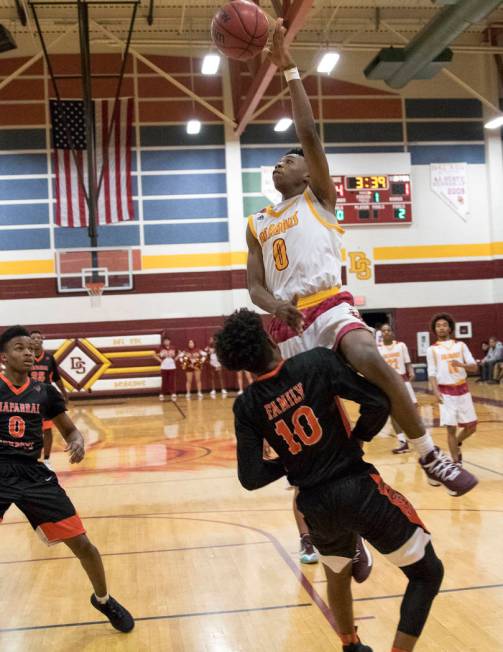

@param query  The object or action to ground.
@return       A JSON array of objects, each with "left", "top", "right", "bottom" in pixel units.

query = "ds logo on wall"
[
  {"left": 348, "top": 251, "right": 372, "bottom": 280},
  {"left": 55, "top": 339, "right": 111, "bottom": 391}
]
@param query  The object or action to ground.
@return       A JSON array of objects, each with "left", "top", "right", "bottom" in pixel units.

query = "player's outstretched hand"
[
  {"left": 65, "top": 435, "right": 85, "bottom": 464},
  {"left": 274, "top": 295, "right": 304, "bottom": 334},
  {"left": 264, "top": 18, "right": 295, "bottom": 71}
]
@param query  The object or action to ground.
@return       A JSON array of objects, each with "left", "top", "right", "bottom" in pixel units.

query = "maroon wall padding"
[{"left": 375, "top": 260, "right": 503, "bottom": 284}]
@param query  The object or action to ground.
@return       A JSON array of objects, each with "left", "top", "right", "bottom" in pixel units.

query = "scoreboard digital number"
[{"left": 332, "top": 174, "right": 412, "bottom": 226}]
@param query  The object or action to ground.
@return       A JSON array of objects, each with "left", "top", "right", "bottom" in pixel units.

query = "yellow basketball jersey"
[{"left": 248, "top": 187, "right": 344, "bottom": 304}]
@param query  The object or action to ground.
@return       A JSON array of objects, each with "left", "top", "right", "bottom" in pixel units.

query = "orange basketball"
[{"left": 211, "top": 0, "right": 269, "bottom": 61}]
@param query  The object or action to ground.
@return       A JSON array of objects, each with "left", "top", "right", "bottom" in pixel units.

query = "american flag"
[{"left": 50, "top": 98, "right": 134, "bottom": 227}]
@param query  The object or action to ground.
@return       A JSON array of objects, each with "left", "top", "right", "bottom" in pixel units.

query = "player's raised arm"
[
  {"left": 266, "top": 19, "right": 335, "bottom": 212},
  {"left": 246, "top": 224, "right": 304, "bottom": 333},
  {"left": 52, "top": 412, "right": 85, "bottom": 464}
]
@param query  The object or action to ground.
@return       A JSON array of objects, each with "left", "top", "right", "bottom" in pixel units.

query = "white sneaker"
[
  {"left": 171, "top": 393, "right": 177, "bottom": 401},
  {"left": 237, "top": 390, "right": 244, "bottom": 396},
  {"left": 221, "top": 389, "right": 228, "bottom": 396},
  {"left": 210, "top": 389, "right": 216, "bottom": 398},
  {"left": 185, "top": 392, "right": 191, "bottom": 400},
  {"left": 43, "top": 459, "right": 54, "bottom": 471},
  {"left": 159, "top": 394, "right": 164, "bottom": 401},
  {"left": 197, "top": 392, "right": 203, "bottom": 399}
]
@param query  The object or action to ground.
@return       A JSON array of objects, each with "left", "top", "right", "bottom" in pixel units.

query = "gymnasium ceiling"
[{"left": 1, "top": 0, "right": 503, "bottom": 57}]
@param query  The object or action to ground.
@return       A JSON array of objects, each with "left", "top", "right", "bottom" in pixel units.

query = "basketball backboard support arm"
[
  {"left": 29, "top": 0, "right": 139, "bottom": 267},
  {"left": 77, "top": 0, "right": 99, "bottom": 252}
]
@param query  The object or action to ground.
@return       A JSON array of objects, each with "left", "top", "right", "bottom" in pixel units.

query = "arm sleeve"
[
  {"left": 321, "top": 349, "right": 390, "bottom": 442},
  {"left": 402, "top": 343, "right": 411, "bottom": 364},
  {"left": 45, "top": 384, "right": 67, "bottom": 420},
  {"left": 50, "top": 355, "right": 61, "bottom": 382},
  {"left": 234, "top": 402, "right": 285, "bottom": 490},
  {"left": 461, "top": 343, "right": 476, "bottom": 366},
  {"left": 426, "top": 347, "right": 437, "bottom": 377}
]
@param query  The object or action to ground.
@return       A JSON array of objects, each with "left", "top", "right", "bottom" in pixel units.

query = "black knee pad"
[
  {"left": 398, "top": 542, "right": 444, "bottom": 637},
  {"left": 401, "top": 542, "right": 444, "bottom": 591}
]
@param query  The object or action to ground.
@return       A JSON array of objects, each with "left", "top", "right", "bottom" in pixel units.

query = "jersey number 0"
[
  {"left": 272, "top": 238, "right": 289, "bottom": 271},
  {"left": 8, "top": 416, "right": 26, "bottom": 438},
  {"left": 274, "top": 406, "right": 322, "bottom": 454}
]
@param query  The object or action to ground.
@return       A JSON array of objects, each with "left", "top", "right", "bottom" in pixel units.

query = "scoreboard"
[{"left": 332, "top": 174, "right": 412, "bottom": 226}]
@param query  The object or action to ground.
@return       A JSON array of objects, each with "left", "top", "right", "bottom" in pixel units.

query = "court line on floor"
[
  {"left": 3, "top": 505, "right": 502, "bottom": 528},
  {"left": 0, "top": 603, "right": 313, "bottom": 634},
  {"left": 463, "top": 460, "right": 503, "bottom": 477},
  {"left": 60, "top": 474, "right": 237, "bottom": 490},
  {"left": 355, "top": 582, "right": 503, "bottom": 601},
  {"left": 0, "top": 540, "right": 271, "bottom": 565}
]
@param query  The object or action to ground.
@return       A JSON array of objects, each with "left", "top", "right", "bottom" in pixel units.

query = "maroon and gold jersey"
[
  {"left": 30, "top": 351, "right": 61, "bottom": 385},
  {"left": 0, "top": 375, "right": 66, "bottom": 461}
]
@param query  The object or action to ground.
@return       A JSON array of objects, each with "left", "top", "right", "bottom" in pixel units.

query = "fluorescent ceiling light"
[
  {"left": 484, "top": 116, "right": 503, "bottom": 129},
  {"left": 186, "top": 119, "right": 201, "bottom": 134},
  {"left": 201, "top": 54, "right": 220, "bottom": 75},
  {"left": 317, "top": 52, "right": 340, "bottom": 74},
  {"left": 274, "top": 118, "right": 293, "bottom": 132}
]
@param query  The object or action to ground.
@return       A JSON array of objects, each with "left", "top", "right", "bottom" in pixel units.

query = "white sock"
[
  {"left": 396, "top": 432, "right": 407, "bottom": 444},
  {"left": 95, "top": 592, "right": 109, "bottom": 604},
  {"left": 410, "top": 432, "right": 435, "bottom": 459}
]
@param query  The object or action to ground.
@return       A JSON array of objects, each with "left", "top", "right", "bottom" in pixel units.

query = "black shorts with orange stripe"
[
  {"left": 296, "top": 467, "right": 428, "bottom": 563},
  {"left": 0, "top": 460, "right": 85, "bottom": 545}
]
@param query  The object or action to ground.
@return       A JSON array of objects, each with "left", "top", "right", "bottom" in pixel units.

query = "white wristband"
[{"left": 284, "top": 67, "right": 300, "bottom": 82}]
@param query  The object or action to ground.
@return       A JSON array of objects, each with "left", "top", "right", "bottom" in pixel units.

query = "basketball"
[{"left": 211, "top": 0, "right": 269, "bottom": 61}]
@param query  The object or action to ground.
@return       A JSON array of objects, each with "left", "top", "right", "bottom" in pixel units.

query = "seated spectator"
[{"left": 478, "top": 336, "right": 503, "bottom": 384}]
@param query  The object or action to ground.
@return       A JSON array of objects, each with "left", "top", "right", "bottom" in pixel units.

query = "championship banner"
[{"left": 430, "top": 162, "right": 469, "bottom": 221}]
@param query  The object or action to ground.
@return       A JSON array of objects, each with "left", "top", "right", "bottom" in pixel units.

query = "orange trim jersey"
[
  {"left": 30, "top": 351, "right": 61, "bottom": 385},
  {"left": 0, "top": 375, "right": 66, "bottom": 461},
  {"left": 378, "top": 341, "right": 411, "bottom": 376},
  {"left": 248, "top": 188, "right": 344, "bottom": 303},
  {"left": 426, "top": 340, "right": 476, "bottom": 387}
]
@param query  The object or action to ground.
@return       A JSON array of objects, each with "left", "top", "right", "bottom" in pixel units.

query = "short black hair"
[
  {"left": 0, "top": 325, "right": 31, "bottom": 352},
  {"left": 30, "top": 329, "right": 42, "bottom": 336},
  {"left": 430, "top": 312, "right": 455, "bottom": 335},
  {"left": 215, "top": 309, "right": 273, "bottom": 374},
  {"left": 285, "top": 147, "right": 304, "bottom": 157}
]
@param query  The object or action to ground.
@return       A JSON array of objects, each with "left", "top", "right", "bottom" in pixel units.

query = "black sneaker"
[
  {"left": 91, "top": 594, "right": 135, "bottom": 632},
  {"left": 343, "top": 640, "right": 373, "bottom": 651}
]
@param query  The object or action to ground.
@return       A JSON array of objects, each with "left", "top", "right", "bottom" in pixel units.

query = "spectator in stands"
[
  {"left": 478, "top": 336, "right": 503, "bottom": 384},
  {"left": 177, "top": 340, "right": 206, "bottom": 399},
  {"left": 155, "top": 335, "right": 177, "bottom": 402},
  {"left": 205, "top": 336, "right": 227, "bottom": 398}
]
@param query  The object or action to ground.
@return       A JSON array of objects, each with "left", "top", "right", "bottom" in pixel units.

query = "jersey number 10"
[{"left": 274, "top": 405, "right": 322, "bottom": 454}]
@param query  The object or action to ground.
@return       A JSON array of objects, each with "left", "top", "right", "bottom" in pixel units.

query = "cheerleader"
[
  {"left": 155, "top": 335, "right": 177, "bottom": 401},
  {"left": 205, "top": 336, "right": 227, "bottom": 398},
  {"left": 177, "top": 340, "right": 206, "bottom": 399}
]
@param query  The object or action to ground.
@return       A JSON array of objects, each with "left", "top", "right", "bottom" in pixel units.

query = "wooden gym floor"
[{"left": 1, "top": 381, "right": 502, "bottom": 652}]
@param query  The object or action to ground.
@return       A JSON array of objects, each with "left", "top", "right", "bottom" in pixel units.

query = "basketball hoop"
[{"left": 85, "top": 281, "right": 105, "bottom": 308}]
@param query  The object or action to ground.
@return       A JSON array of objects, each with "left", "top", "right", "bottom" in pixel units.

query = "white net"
[{"left": 85, "top": 281, "right": 105, "bottom": 308}]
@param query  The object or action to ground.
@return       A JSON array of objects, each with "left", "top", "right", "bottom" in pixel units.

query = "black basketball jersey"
[
  {"left": 30, "top": 351, "right": 60, "bottom": 385},
  {"left": 233, "top": 347, "right": 390, "bottom": 490},
  {"left": 0, "top": 374, "right": 66, "bottom": 462}
]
